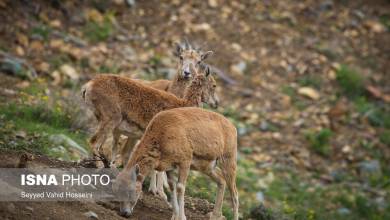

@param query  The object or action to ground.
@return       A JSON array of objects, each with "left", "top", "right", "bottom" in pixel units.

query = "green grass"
[
  {"left": 336, "top": 65, "right": 365, "bottom": 98},
  {"left": 379, "top": 14, "right": 390, "bottom": 31},
  {"left": 0, "top": 102, "right": 88, "bottom": 160},
  {"left": 30, "top": 24, "right": 51, "bottom": 41},
  {"left": 264, "top": 169, "right": 390, "bottom": 220},
  {"left": 380, "top": 130, "right": 390, "bottom": 146},
  {"left": 297, "top": 75, "right": 322, "bottom": 89},
  {"left": 354, "top": 97, "right": 390, "bottom": 129},
  {"left": 305, "top": 128, "right": 333, "bottom": 156},
  {"left": 185, "top": 156, "right": 263, "bottom": 219},
  {"left": 83, "top": 18, "right": 113, "bottom": 43},
  {"left": 281, "top": 85, "right": 309, "bottom": 110}
]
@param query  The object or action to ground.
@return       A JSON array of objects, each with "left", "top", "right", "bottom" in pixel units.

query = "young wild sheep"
[
  {"left": 112, "top": 107, "right": 239, "bottom": 220},
  {"left": 82, "top": 63, "right": 214, "bottom": 159},
  {"left": 119, "top": 43, "right": 218, "bottom": 198}
]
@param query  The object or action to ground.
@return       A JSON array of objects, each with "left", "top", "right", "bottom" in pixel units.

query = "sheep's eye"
[
  {"left": 179, "top": 56, "right": 183, "bottom": 60},
  {"left": 213, "top": 85, "right": 216, "bottom": 88}
]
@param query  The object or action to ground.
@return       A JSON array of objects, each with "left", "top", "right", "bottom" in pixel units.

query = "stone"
[
  {"left": 298, "top": 87, "right": 320, "bottom": 100},
  {"left": 83, "top": 211, "right": 98, "bottom": 219}
]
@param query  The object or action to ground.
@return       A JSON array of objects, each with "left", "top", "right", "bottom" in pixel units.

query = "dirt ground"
[{"left": 0, "top": 150, "right": 214, "bottom": 220}]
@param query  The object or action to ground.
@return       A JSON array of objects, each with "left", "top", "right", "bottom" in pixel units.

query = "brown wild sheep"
[
  {"left": 83, "top": 42, "right": 217, "bottom": 201},
  {"left": 112, "top": 107, "right": 239, "bottom": 220},
  {"left": 120, "top": 43, "right": 217, "bottom": 166},
  {"left": 82, "top": 63, "right": 215, "bottom": 168}
]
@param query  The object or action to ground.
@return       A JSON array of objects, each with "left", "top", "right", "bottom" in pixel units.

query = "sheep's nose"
[
  {"left": 184, "top": 71, "right": 191, "bottom": 78},
  {"left": 120, "top": 209, "right": 132, "bottom": 218}
]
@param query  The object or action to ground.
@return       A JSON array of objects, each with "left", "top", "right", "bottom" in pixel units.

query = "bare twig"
[
  {"left": 209, "top": 65, "right": 238, "bottom": 85},
  {"left": 51, "top": 30, "right": 87, "bottom": 47}
]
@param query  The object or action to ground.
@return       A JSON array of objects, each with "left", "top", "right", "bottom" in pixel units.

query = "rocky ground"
[
  {"left": 0, "top": 150, "right": 213, "bottom": 220},
  {"left": 0, "top": 0, "right": 389, "bottom": 219}
]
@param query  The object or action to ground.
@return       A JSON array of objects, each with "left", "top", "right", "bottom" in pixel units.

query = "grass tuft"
[
  {"left": 305, "top": 128, "right": 333, "bottom": 156},
  {"left": 336, "top": 65, "right": 365, "bottom": 98}
]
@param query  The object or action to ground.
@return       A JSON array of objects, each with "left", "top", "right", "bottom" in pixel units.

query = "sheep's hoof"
[
  {"left": 208, "top": 212, "right": 226, "bottom": 220},
  {"left": 149, "top": 186, "right": 158, "bottom": 195},
  {"left": 170, "top": 215, "right": 186, "bottom": 220},
  {"left": 157, "top": 190, "right": 168, "bottom": 201}
]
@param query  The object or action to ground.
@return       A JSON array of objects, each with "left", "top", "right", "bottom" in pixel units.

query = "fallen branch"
[
  {"left": 209, "top": 65, "right": 238, "bottom": 85},
  {"left": 51, "top": 30, "right": 88, "bottom": 47}
]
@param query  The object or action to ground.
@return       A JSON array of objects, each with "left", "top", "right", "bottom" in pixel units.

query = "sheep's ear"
[
  {"left": 173, "top": 42, "right": 183, "bottom": 57},
  {"left": 205, "top": 66, "right": 211, "bottom": 77},
  {"left": 201, "top": 51, "right": 213, "bottom": 61},
  {"left": 134, "top": 164, "right": 140, "bottom": 176}
]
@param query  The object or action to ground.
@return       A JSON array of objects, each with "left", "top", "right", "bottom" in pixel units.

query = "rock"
[
  {"left": 51, "top": 70, "right": 62, "bottom": 85},
  {"left": 50, "top": 145, "right": 67, "bottom": 155},
  {"left": 259, "top": 121, "right": 269, "bottom": 131},
  {"left": 6, "top": 203, "right": 16, "bottom": 214},
  {"left": 83, "top": 211, "right": 98, "bottom": 219},
  {"left": 359, "top": 160, "right": 381, "bottom": 178},
  {"left": 231, "top": 61, "right": 247, "bottom": 75},
  {"left": 298, "top": 87, "right": 320, "bottom": 100},
  {"left": 208, "top": 0, "right": 218, "bottom": 8},
  {"left": 15, "top": 130, "right": 27, "bottom": 139},
  {"left": 256, "top": 191, "right": 265, "bottom": 203},
  {"left": 16, "top": 33, "right": 29, "bottom": 47},
  {"left": 15, "top": 46, "right": 25, "bottom": 56},
  {"left": 59, "top": 64, "right": 79, "bottom": 81},
  {"left": 85, "top": 9, "right": 104, "bottom": 23},
  {"left": 49, "top": 20, "right": 62, "bottom": 28},
  {"left": 125, "top": 0, "right": 136, "bottom": 7},
  {"left": 319, "top": 0, "right": 333, "bottom": 11},
  {"left": 337, "top": 207, "right": 351, "bottom": 215},
  {"left": 30, "top": 41, "right": 44, "bottom": 52},
  {"left": 121, "top": 46, "right": 137, "bottom": 61},
  {"left": 249, "top": 203, "right": 283, "bottom": 220},
  {"left": 0, "top": 58, "right": 28, "bottom": 79},
  {"left": 330, "top": 169, "right": 345, "bottom": 182},
  {"left": 364, "top": 20, "right": 385, "bottom": 33},
  {"left": 49, "top": 134, "right": 88, "bottom": 158}
]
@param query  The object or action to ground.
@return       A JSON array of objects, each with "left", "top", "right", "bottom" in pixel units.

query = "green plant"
[
  {"left": 31, "top": 25, "right": 51, "bottom": 41},
  {"left": 305, "top": 128, "right": 333, "bottom": 156},
  {"left": 297, "top": 75, "right": 322, "bottom": 89},
  {"left": 380, "top": 130, "right": 390, "bottom": 146},
  {"left": 83, "top": 17, "right": 113, "bottom": 43},
  {"left": 336, "top": 65, "right": 365, "bottom": 97},
  {"left": 379, "top": 14, "right": 390, "bottom": 31}
]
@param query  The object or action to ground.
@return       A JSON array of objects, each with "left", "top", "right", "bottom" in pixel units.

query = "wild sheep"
[
  {"left": 112, "top": 107, "right": 239, "bottom": 220},
  {"left": 83, "top": 62, "right": 214, "bottom": 160},
  {"left": 83, "top": 42, "right": 217, "bottom": 200}
]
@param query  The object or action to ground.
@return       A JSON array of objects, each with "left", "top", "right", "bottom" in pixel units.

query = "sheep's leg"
[
  {"left": 156, "top": 172, "right": 168, "bottom": 201},
  {"left": 148, "top": 170, "right": 158, "bottom": 195},
  {"left": 220, "top": 157, "right": 239, "bottom": 220},
  {"left": 177, "top": 165, "right": 190, "bottom": 220},
  {"left": 109, "top": 129, "right": 121, "bottom": 168},
  {"left": 89, "top": 102, "right": 121, "bottom": 166},
  {"left": 167, "top": 171, "right": 179, "bottom": 220},
  {"left": 120, "top": 135, "right": 138, "bottom": 166},
  {"left": 89, "top": 120, "right": 110, "bottom": 158},
  {"left": 206, "top": 167, "right": 226, "bottom": 220}
]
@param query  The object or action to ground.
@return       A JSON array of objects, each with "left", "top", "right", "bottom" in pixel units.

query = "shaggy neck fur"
[
  {"left": 168, "top": 68, "right": 191, "bottom": 98},
  {"left": 182, "top": 76, "right": 204, "bottom": 107}
]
